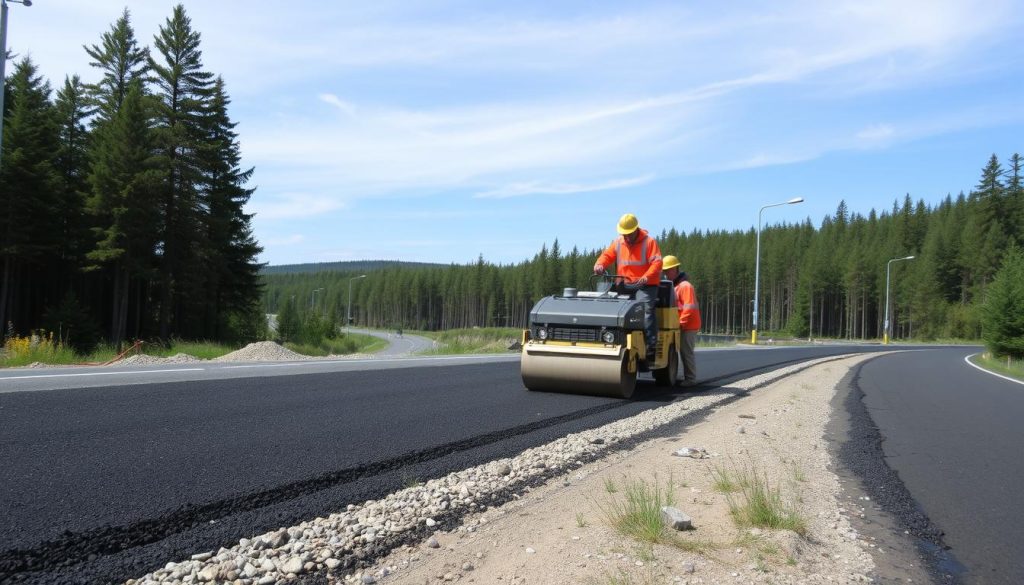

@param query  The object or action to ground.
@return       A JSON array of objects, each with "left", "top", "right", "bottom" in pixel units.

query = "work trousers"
[
  {"left": 680, "top": 329, "right": 697, "bottom": 381},
  {"left": 635, "top": 285, "right": 658, "bottom": 352}
]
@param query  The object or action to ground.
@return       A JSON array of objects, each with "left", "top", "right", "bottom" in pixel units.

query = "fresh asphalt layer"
[
  {"left": 847, "top": 347, "right": 1024, "bottom": 585},
  {"left": 1, "top": 343, "right": 919, "bottom": 584}
]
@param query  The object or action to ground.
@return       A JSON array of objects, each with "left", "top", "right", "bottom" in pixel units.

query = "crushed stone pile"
[
  {"left": 118, "top": 353, "right": 201, "bottom": 366},
  {"left": 213, "top": 341, "right": 307, "bottom": 362}
]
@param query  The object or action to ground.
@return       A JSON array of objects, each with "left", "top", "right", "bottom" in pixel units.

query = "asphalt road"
[
  {"left": 0, "top": 343, "right": 898, "bottom": 583},
  {"left": 851, "top": 348, "right": 1024, "bottom": 585}
]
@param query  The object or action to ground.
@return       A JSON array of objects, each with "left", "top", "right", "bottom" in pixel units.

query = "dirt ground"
[{"left": 343, "top": 354, "right": 913, "bottom": 585}]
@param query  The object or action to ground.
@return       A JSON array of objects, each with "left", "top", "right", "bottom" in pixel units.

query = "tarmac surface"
[{"left": 0, "top": 342, "right": 949, "bottom": 584}]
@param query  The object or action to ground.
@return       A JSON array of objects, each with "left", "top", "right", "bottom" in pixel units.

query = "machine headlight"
[
  {"left": 536, "top": 327, "right": 548, "bottom": 340},
  {"left": 601, "top": 330, "right": 616, "bottom": 344}
]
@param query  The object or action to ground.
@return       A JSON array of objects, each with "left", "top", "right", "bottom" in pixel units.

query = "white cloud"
[
  {"left": 475, "top": 175, "right": 655, "bottom": 199},
  {"left": 856, "top": 124, "right": 896, "bottom": 142},
  {"left": 248, "top": 193, "right": 347, "bottom": 220}
]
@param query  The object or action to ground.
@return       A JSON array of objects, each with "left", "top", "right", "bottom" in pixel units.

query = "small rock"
[
  {"left": 661, "top": 506, "right": 693, "bottom": 530},
  {"left": 462, "top": 562, "right": 474, "bottom": 571},
  {"left": 426, "top": 536, "right": 441, "bottom": 549},
  {"left": 525, "top": 547, "right": 536, "bottom": 554},
  {"left": 737, "top": 426, "right": 746, "bottom": 434},
  {"left": 682, "top": 562, "right": 695, "bottom": 574},
  {"left": 257, "top": 576, "right": 276, "bottom": 585},
  {"left": 361, "top": 575, "right": 377, "bottom": 584},
  {"left": 589, "top": 437, "right": 605, "bottom": 444},
  {"left": 191, "top": 552, "right": 214, "bottom": 562},
  {"left": 496, "top": 463, "right": 512, "bottom": 475},
  {"left": 197, "top": 566, "right": 219, "bottom": 582},
  {"left": 280, "top": 556, "right": 305, "bottom": 575},
  {"left": 426, "top": 518, "right": 437, "bottom": 527},
  {"left": 325, "top": 558, "right": 342, "bottom": 570},
  {"left": 739, "top": 414, "right": 756, "bottom": 419}
]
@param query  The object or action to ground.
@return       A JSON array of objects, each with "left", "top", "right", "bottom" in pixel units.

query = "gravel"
[{"left": 124, "top": 354, "right": 858, "bottom": 585}]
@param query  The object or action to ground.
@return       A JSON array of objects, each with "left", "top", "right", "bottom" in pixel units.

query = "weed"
[
  {"left": 605, "top": 478, "right": 619, "bottom": 494},
  {"left": 576, "top": 512, "right": 588, "bottom": 528},
  {"left": 790, "top": 463, "right": 807, "bottom": 483},
  {"left": 402, "top": 476, "right": 423, "bottom": 489},
  {"left": 725, "top": 467, "right": 807, "bottom": 536},
  {"left": 711, "top": 465, "right": 741, "bottom": 493},
  {"left": 599, "top": 475, "right": 675, "bottom": 544}
]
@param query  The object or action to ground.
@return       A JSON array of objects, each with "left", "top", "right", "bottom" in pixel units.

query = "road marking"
[
  {"left": 220, "top": 355, "right": 519, "bottom": 369},
  {"left": 964, "top": 353, "right": 1024, "bottom": 386},
  {"left": 0, "top": 368, "right": 206, "bottom": 381}
]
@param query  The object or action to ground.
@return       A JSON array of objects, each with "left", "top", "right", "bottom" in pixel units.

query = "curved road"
[
  {"left": 850, "top": 348, "right": 1024, "bottom": 585},
  {"left": 0, "top": 343, "right": 923, "bottom": 583}
]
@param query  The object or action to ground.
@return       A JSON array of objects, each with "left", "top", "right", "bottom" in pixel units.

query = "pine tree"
[
  {"left": 84, "top": 9, "right": 150, "bottom": 126},
  {"left": 981, "top": 246, "right": 1024, "bottom": 358},
  {"left": 150, "top": 4, "right": 215, "bottom": 339},
  {"left": 52, "top": 75, "right": 93, "bottom": 275},
  {"left": 0, "top": 58, "right": 60, "bottom": 334},
  {"left": 85, "top": 81, "right": 161, "bottom": 349},
  {"left": 198, "top": 77, "right": 263, "bottom": 341}
]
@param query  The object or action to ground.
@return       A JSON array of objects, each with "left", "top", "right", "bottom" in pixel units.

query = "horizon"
[{"left": 7, "top": 0, "right": 1023, "bottom": 266}]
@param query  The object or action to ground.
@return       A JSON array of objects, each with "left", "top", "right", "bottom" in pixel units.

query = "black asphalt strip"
[{"left": 830, "top": 358, "right": 966, "bottom": 584}]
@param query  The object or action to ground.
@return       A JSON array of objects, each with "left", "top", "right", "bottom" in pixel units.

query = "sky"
[{"left": 6, "top": 0, "right": 1023, "bottom": 266}]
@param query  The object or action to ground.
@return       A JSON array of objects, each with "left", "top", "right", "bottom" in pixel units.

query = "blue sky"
[{"left": 8, "top": 0, "right": 1023, "bottom": 265}]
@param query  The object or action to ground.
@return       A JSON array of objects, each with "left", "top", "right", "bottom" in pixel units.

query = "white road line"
[
  {"left": 219, "top": 355, "right": 518, "bottom": 369},
  {"left": 1, "top": 368, "right": 206, "bottom": 381},
  {"left": 964, "top": 353, "right": 1024, "bottom": 386}
]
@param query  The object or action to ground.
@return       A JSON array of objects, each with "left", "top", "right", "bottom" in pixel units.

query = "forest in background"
[
  {"left": 0, "top": 6, "right": 262, "bottom": 352},
  {"left": 263, "top": 153, "right": 1023, "bottom": 342}
]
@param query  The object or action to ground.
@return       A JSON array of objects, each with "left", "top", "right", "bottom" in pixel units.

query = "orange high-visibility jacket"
[
  {"left": 596, "top": 228, "right": 663, "bottom": 282},
  {"left": 675, "top": 280, "right": 701, "bottom": 331}
]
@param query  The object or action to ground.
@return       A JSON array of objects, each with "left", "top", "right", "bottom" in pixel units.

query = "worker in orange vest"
[
  {"left": 594, "top": 213, "right": 664, "bottom": 362},
  {"left": 662, "top": 255, "right": 700, "bottom": 386}
]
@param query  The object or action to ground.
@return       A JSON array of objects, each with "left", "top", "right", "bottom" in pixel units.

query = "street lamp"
[
  {"left": 883, "top": 256, "right": 915, "bottom": 345},
  {"left": 346, "top": 275, "right": 366, "bottom": 326},
  {"left": 0, "top": 0, "right": 33, "bottom": 173},
  {"left": 752, "top": 197, "right": 803, "bottom": 344}
]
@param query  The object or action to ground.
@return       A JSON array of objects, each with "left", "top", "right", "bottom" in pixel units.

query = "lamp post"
[
  {"left": 0, "top": 0, "right": 33, "bottom": 173},
  {"left": 752, "top": 197, "right": 803, "bottom": 344},
  {"left": 346, "top": 275, "right": 366, "bottom": 326},
  {"left": 883, "top": 256, "right": 915, "bottom": 344}
]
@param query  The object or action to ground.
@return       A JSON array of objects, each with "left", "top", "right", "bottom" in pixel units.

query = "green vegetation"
[
  {"left": 1, "top": 6, "right": 263, "bottom": 351},
  {"left": 972, "top": 353, "right": 1024, "bottom": 381},
  {"left": 981, "top": 246, "right": 1024, "bottom": 359},
  {"left": 417, "top": 327, "right": 520, "bottom": 355},
  {"left": 599, "top": 475, "right": 677, "bottom": 544},
  {"left": 284, "top": 332, "right": 386, "bottom": 357},
  {"left": 724, "top": 467, "right": 807, "bottom": 536},
  {"left": 711, "top": 465, "right": 744, "bottom": 493},
  {"left": 143, "top": 340, "right": 236, "bottom": 360},
  {"left": 0, "top": 336, "right": 232, "bottom": 367},
  {"left": 261, "top": 154, "right": 1023, "bottom": 343}
]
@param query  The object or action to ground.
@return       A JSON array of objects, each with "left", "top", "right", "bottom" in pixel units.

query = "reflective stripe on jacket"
[
  {"left": 595, "top": 228, "right": 663, "bottom": 282},
  {"left": 675, "top": 280, "right": 701, "bottom": 331}
]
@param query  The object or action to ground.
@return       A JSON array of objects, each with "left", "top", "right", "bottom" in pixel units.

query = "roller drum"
[{"left": 521, "top": 345, "right": 636, "bottom": 399}]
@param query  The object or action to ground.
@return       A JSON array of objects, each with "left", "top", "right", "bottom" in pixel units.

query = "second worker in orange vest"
[
  {"left": 662, "top": 254, "right": 700, "bottom": 385},
  {"left": 594, "top": 213, "right": 664, "bottom": 362}
]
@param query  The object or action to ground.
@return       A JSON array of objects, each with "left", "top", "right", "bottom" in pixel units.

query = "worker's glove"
[
  {"left": 634, "top": 276, "right": 648, "bottom": 287},
  {"left": 593, "top": 263, "right": 605, "bottom": 275}
]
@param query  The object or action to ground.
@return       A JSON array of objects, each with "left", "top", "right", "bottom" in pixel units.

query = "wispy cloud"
[
  {"left": 248, "top": 193, "right": 347, "bottom": 220},
  {"left": 475, "top": 175, "right": 655, "bottom": 199}
]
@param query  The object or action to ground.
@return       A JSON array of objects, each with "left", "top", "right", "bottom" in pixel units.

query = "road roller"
[{"left": 520, "top": 276, "right": 680, "bottom": 398}]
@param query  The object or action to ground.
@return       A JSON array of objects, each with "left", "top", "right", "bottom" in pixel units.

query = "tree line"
[
  {"left": 1, "top": 6, "right": 263, "bottom": 352},
  {"left": 263, "top": 153, "right": 1023, "bottom": 345}
]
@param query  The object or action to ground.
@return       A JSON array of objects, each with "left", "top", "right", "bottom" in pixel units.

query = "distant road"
[
  {"left": 1, "top": 343, "right": 927, "bottom": 583},
  {"left": 853, "top": 348, "right": 1024, "bottom": 585}
]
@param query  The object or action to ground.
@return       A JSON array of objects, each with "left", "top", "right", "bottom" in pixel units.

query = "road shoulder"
[{"left": 350, "top": 355, "right": 894, "bottom": 585}]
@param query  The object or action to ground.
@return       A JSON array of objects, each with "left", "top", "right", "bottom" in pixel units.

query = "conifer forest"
[
  {"left": 263, "top": 153, "right": 1023, "bottom": 343},
  {"left": 1, "top": 6, "right": 263, "bottom": 351}
]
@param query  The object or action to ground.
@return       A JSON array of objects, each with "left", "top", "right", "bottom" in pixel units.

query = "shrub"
[{"left": 981, "top": 246, "right": 1024, "bottom": 359}]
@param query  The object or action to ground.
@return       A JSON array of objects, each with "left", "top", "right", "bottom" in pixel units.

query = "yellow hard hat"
[
  {"left": 617, "top": 213, "right": 639, "bottom": 235},
  {"left": 662, "top": 255, "right": 680, "bottom": 270}
]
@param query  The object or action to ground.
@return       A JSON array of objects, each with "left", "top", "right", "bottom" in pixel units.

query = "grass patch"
[
  {"left": 972, "top": 352, "right": 1024, "bottom": 381},
  {"left": 604, "top": 478, "right": 619, "bottom": 493},
  {"left": 415, "top": 327, "right": 520, "bottom": 355},
  {"left": 143, "top": 339, "right": 236, "bottom": 360},
  {"left": 711, "top": 465, "right": 743, "bottom": 493},
  {"left": 285, "top": 332, "right": 386, "bottom": 356},
  {"left": 599, "top": 475, "right": 676, "bottom": 544},
  {"left": 576, "top": 512, "right": 587, "bottom": 528},
  {"left": 0, "top": 333, "right": 78, "bottom": 367},
  {"left": 725, "top": 467, "right": 806, "bottom": 536}
]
